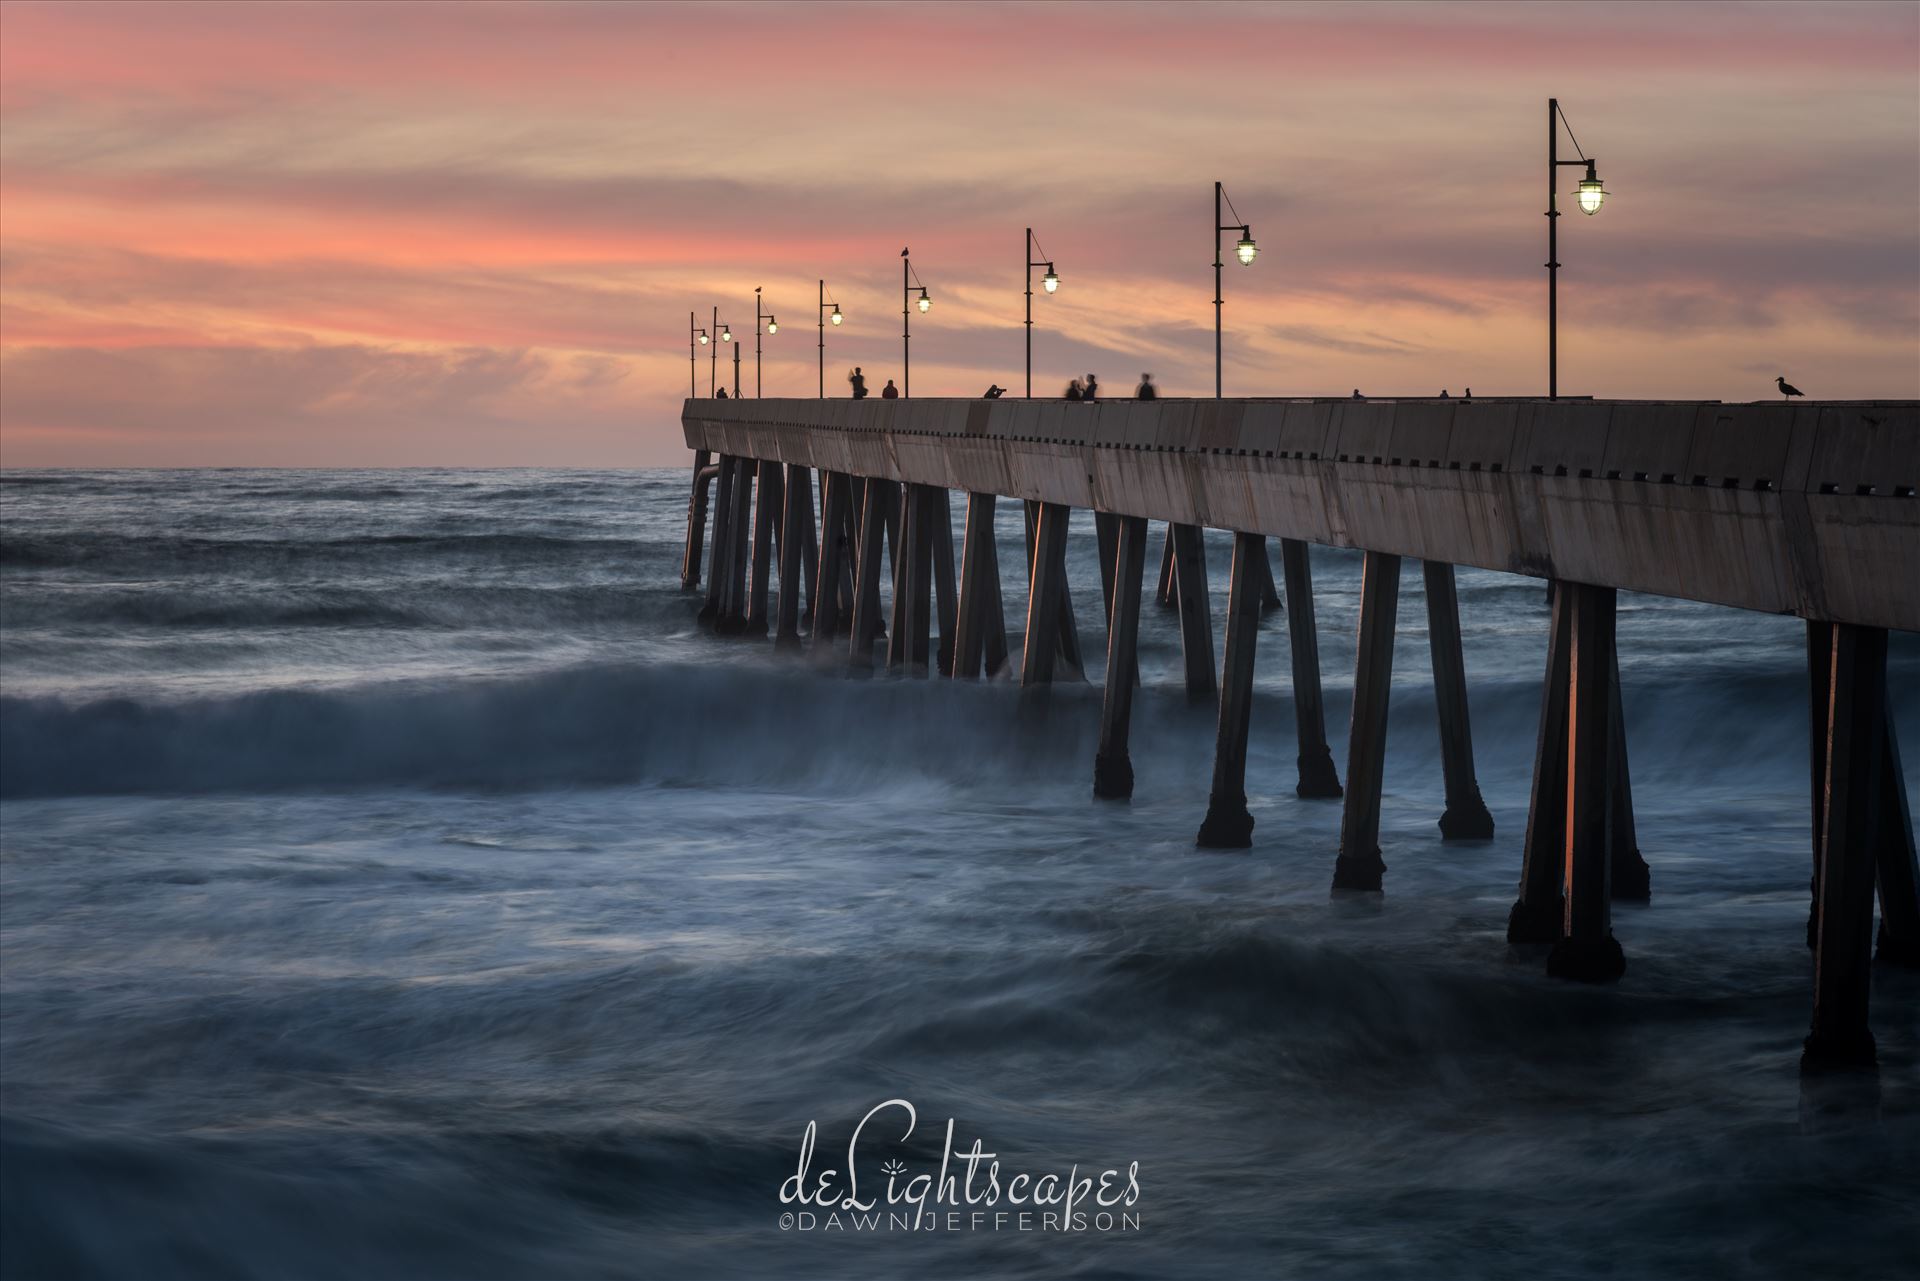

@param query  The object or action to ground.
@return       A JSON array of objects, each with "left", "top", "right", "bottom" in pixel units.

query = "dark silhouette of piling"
[
  {"left": 1280, "top": 539, "right": 1342, "bottom": 798},
  {"left": 1197, "top": 532, "right": 1265, "bottom": 847},
  {"left": 1609, "top": 655, "right": 1651, "bottom": 899},
  {"left": 1511, "top": 583, "right": 1572, "bottom": 941},
  {"left": 1024, "top": 501, "right": 1082, "bottom": 675},
  {"left": 1424, "top": 561, "right": 1495, "bottom": 840},
  {"left": 744, "top": 460, "right": 781, "bottom": 636},
  {"left": 1020, "top": 502, "right": 1071, "bottom": 686},
  {"left": 1546, "top": 583, "right": 1627, "bottom": 982},
  {"left": 681, "top": 449, "right": 713, "bottom": 591},
  {"left": 810, "top": 472, "right": 852, "bottom": 650},
  {"left": 717, "top": 458, "right": 755, "bottom": 635},
  {"left": 1333, "top": 551, "right": 1399, "bottom": 891},
  {"left": 848, "top": 478, "right": 889, "bottom": 671},
  {"left": 1156, "top": 525, "right": 1176, "bottom": 607},
  {"left": 775, "top": 463, "right": 808, "bottom": 650},
  {"left": 700, "top": 454, "right": 736, "bottom": 627},
  {"left": 931, "top": 488, "right": 958, "bottom": 676},
  {"left": 888, "top": 484, "right": 934, "bottom": 674},
  {"left": 1802, "top": 623, "right": 1886, "bottom": 1067},
  {"left": 1094, "top": 515, "right": 1149, "bottom": 799},
  {"left": 1170, "top": 523, "right": 1215, "bottom": 701},
  {"left": 952, "top": 492, "right": 1005, "bottom": 679}
]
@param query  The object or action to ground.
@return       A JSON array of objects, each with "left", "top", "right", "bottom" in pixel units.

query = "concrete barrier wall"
[{"left": 681, "top": 397, "right": 1920, "bottom": 631}]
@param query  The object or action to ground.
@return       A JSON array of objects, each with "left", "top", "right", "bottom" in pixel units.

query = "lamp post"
[
  {"left": 1024, "top": 228, "right": 1060, "bottom": 398},
  {"left": 1547, "top": 97, "right": 1607, "bottom": 399},
  {"left": 817, "top": 280, "right": 843, "bottom": 398},
  {"left": 1213, "top": 180, "right": 1258, "bottom": 399},
  {"left": 710, "top": 308, "right": 734, "bottom": 396},
  {"left": 690, "top": 311, "right": 708, "bottom": 397},
  {"left": 901, "top": 248, "right": 930, "bottom": 398},
  {"left": 755, "top": 287, "right": 777, "bottom": 397}
]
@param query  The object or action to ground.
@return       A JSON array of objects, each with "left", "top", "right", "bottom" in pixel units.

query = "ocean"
[{"left": 2, "top": 467, "right": 1916, "bottom": 1279}]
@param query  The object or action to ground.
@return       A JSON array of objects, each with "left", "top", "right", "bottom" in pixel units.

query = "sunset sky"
[{"left": 1, "top": 0, "right": 1915, "bottom": 467}]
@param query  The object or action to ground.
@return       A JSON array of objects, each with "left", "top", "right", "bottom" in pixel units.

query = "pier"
[{"left": 678, "top": 395, "right": 1919, "bottom": 1068}]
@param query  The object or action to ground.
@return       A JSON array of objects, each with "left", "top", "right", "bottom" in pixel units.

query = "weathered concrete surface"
[{"left": 682, "top": 398, "right": 1920, "bottom": 631}]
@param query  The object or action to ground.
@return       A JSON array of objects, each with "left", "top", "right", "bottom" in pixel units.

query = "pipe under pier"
[{"left": 677, "top": 395, "right": 1919, "bottom": 1069}]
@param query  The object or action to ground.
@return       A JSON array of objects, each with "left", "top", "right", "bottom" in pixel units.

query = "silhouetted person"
[
  {"left": 1064, "top": 379, "right": 1083, "bottom": 402},
  {"left": 1438, "top": 389, "right": 1450, "bottom": 399},
  {"left": 716, "top": 387, "right": 728, "bottom": 399},
  {"left": 881, "top": 379, "right": 898, "bottom": 399},
  {"left": 983, "top": 384, "right": 1006, "bottom": 399},
  {"left": 1777, "top": 375, "right": 1805, "bottom": 400},
  {"left": 1464, "top": 387, "right": 1472, "bottom": 401},
  {"left": 1136, "top": 373, "right": 1157, "bottom": 400},
  {"left": 1351, "top": 389, "right": 1364, "bottom": 400},
  {"left": 1083, "top": 374, "right": 1099, "bottom": 402},
  {"left": 849, "top": 367, "right": 868, "bottom": 399}
]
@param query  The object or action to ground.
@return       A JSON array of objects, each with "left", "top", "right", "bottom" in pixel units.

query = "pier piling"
[
  {"left": 744, "top": 460, "right": 780, "bottom": 636},
  {"left": 953, "top": 493, "right": 1004, "bottom": 680},
  {"left": 1171, "top": 523, "right": 1216, "bottom": 701},
  {"left": 1609, "top": 656, "right": 1652, "bottom": 900},
  {"left": 1511, "top": 583, "right": 1573, "bottom": 942},
  {"left": 932, "top": 488, "right": 957, "bottom": 676},
  {"left": 1803, "top": 623, "right": 1888, "bottom": 1068},
  {"left": 699, "top": 454, "right": 735, "bottom": 626},
  {"left": 848, "top": 477, "right": 888, "bottom": 671},
  {"left": 717, "top": 458, "right": 755, "bottom": 635},
  {"left": 1424, "top": 561, "right": 1495, "bottom": 840},
  {"left": 1547, "top": 583, "right": 1627, "bottom": 982},
  {"left": 775, "top": 463, "right": 807, "bottom": 650},
  {"left": 1021, "top": 502, "right": 1071, "bottom": 687},
  {"left": 811, "top": 472, "right": 851, "bottom": 651},
  {"left": 1332, "top": 551, "right": 1400, "bottom": 891},
  {"left": 1197, "top": 532, "right": 1266, "bottom": 847},
  {"left": 681, "top": 448, "right": 712, "bottom": 591},
  {"left": 1094, "top": 515, "right": 1149, "bottom": 799},
  {"left": 1280, "top": 539, "right": 1343, "bottom": 798},
  {"left": 1156, "top": 525, "right": 1176, "bottom": 607}
]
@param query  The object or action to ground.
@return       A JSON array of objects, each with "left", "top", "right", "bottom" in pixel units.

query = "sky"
[{"left": 1, "top": 0, "right": 1915, "bottom": 467}]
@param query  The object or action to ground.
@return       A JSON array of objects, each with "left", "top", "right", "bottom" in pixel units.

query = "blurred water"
[{"left": 2, "top": 468, "right": 1916, "bottom": 1279}]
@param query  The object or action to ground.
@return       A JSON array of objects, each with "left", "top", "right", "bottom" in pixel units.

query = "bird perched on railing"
[{"left": 1776, "top": 375, "right": 1805, "bottom": 400}]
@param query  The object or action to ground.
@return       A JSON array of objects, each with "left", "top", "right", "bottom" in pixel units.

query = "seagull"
[{"left": 1776, "top": 375, "right": 1804, "bottom": 400}]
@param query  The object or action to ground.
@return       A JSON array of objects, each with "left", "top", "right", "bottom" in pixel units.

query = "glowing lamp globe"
[
  {"left": 1042, "top": 267, "right": 1059, "bottom": 294},
  {"left": 917, "top": 289, "right": 931, "bottom": 313},
  {"left": 766, "top": 318, "right": 778, "bottom": 334},
  {"left": 1235, "top": 233, "right": 1258, "bottom": 266},
  {"left": 721, "top": 327, "right": 732, "bottom": 343},
  {"left": 830, "top": 305, "right": 843, "bottom": 326},
  {"left": 1576, "top": 174, "right": 1607, "bottom": 215},
  {"left": 697, "top": 331, "right": 709, "bottom": 345}
]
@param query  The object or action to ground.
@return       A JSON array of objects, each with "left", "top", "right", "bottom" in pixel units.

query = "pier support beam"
[
  {"left": 1333, "top": 551, "right": 1399, "bottom": 891},
  {"left": 681, "top": 448, "right": 712, "bottom": 591},
  {"left": 1197, "top": 532, "right": 1265, "bottom": 847},
  {"left": 1156, "top": 525, "right": 1176, "bottom": 608},
  {"left": 931, "top": 488, "right": 957, "bottom": 676},
  {"left": 1280, "top": 539, "right": 1342, "bottom": 799},
  {"left": 848, "top": 477, "right": 888, "bottom": 672},
  {"left": 1547, "top": 583, "right": 1627, "bottom": 982},
  {"left": 888, "top": 484, "right": 933, "bottom": 674},
  {"left": 1424, "top": 561, "right": 1495, "bottom": 840},
  {"left": 799, "top": 473, "right": 819, "bottom": 627},
  {"left": 1171, "top": 523, "right": 1216, "bottom": 702},
  {"left": 744, "top": 459, "right": 781, "bottom": 637},
  {"left": 775, "top": 463, "right": 808, "bottom": 650},
  {"left": 717, "top": 457, "right": 755, "bottom": 635},
  {"left": 1509, "top": 583, "right": 1572, "bottom": 943},
  {"left": 1094, "top": 515, "right": 1149, "bottom": 800},
  {"left": 1254, "top": 542, "right": 1282, "bottom": 612},
  {"left": 1020, "top": 502, "right": 1070, "bottom": 687},
  {"left": 1024, "top": 501, "right": 1082, "bottom": 676},
  {"left": 953, "top": 493, "right": 1006, "bottom": 680},
  {"left": 1803, "top": 623, "right": 1888, "bottom": 1069},
  {"left": 810, "top": 471, "right": 852, "bottom": 652},
  {"left": 700, "top": 454, "right": 736, "bottom": 627}
]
